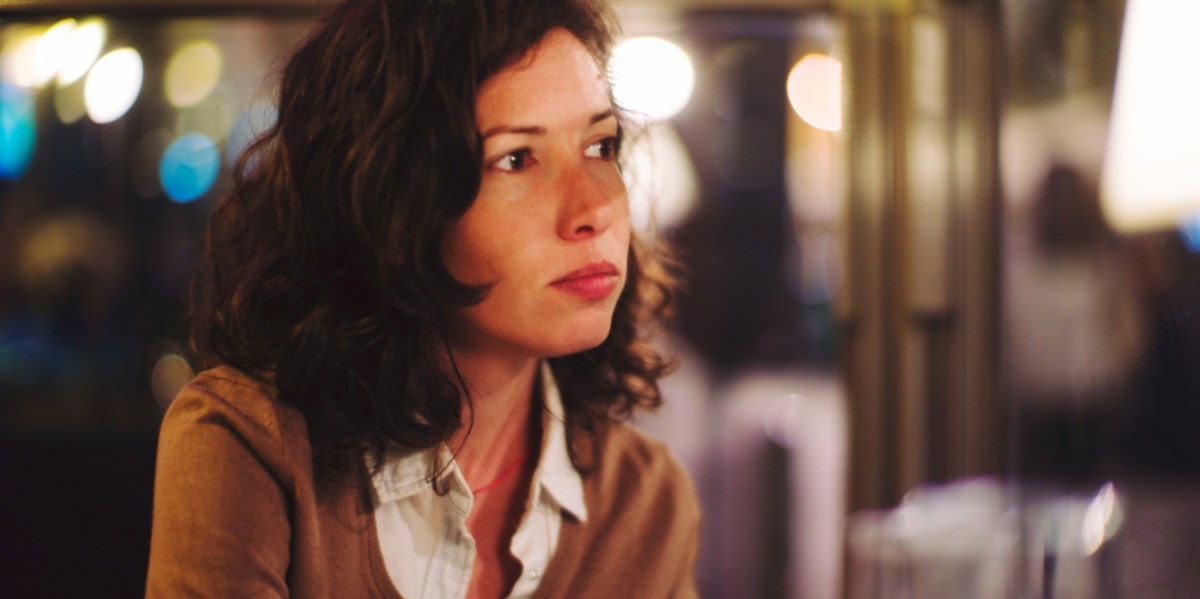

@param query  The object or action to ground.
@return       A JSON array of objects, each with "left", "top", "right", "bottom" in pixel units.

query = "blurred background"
[{"left": 1, "top": 0, "right": 1198, "bottom": 596}]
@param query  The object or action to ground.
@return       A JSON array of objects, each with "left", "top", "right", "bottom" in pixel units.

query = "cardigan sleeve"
[
  {"left": 145, "top": 378, "right": 293, "bottom": 598},
  {"left": 668, "top": 514, "right": 701, "bottom": 599}
]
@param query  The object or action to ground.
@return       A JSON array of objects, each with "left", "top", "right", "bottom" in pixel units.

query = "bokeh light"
[
  {"left": 0, "top": 84, "right": 37, "bottom": 180},
  {"left": 788, "top": 231, "right": 841, "bottom": 306},
  {"left": 623, "top": 124, "right": 697, "bottom": 232},
  {"left": 54, "top": 78, "right": 87, "bottom": 124},
  {"left": 84, "top": 47, "right": 143, "bottom": 124},
  {"left": 225, "top": 101, "right": 278, "bottom": 167},
  {"left": 786, "top": 53, "right": 843, "bottom": 132},
  {"left": 165, "top": 40, "right": 222, "bottom": 107},
  {"left": 57, "top": 19, "right": 107, "bottom": 85},
  {"left": 159, "top": 132, "right": 220, "bottom": 203},
  {"left": 1, "top": 27, "right": 44, "bottom": 88},
  {"left": 1081, "top": 481, "right": 1123, "bottom": 557},
  {"left": 764, "top": 394, "right": 812, "bottom": 449},
  {"left": 31, "top": 19, "right": 77, "bottom": 87},
  {"left": 150, "top": 352, "right": 194, "bottom": 409},
  {"left": 175, "top": 83, "right": 237, "bottom": 143},
  {"left": 1101, "top": 0, "right": 1200, "bottom": 232},
  {"left": 17, "top": 211, "right": 122, "bottom": 300},
  {"left": 610, "top": 36, "right": 695, "bottom": 122},
  {"left": 1180, "top": 214, "right": 1200, "bottom": 253}
]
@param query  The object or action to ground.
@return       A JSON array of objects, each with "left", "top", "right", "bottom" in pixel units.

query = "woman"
[{"left": 145, "top": 0, "right": 700, "bottom": 597}]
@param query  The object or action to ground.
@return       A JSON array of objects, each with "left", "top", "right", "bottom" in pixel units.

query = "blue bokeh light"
[
  {"left": 159, "top": 132, "right": 220, "bottom": 203},
  {"left": 1180, "top": 213, "right": 1200, "bottom": 253},
  {"left": 225, "top": 102, "right": 278, "bottom": 168},
  {"left": 0, "top": 85, "right": 37, "bottom": 181}
]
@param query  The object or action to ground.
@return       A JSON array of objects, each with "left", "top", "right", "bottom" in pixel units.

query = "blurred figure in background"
[{"left": 1006, "top": 162, "right": 1145, "bottom": 483}]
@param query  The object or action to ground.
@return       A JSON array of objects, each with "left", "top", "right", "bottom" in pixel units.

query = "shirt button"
[{"left": 530, "top": 570, "right": 542, "bottom": 579}]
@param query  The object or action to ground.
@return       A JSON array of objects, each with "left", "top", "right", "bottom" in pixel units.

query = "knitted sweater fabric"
[{"left": 146, "top": 366, "right": 701, "bottom": 598}]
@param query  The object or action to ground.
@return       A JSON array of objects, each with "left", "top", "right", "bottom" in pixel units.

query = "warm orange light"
[{"left": 786, "top": 53, "right": 843, "bottom": 132}]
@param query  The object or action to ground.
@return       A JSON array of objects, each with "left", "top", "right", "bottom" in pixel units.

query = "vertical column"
[
  {"left": 838, "top": 1, "right": 908, "bottom": 510},
  {"left": 837, "top": 0, "right": 1002, "bottom": 511}
]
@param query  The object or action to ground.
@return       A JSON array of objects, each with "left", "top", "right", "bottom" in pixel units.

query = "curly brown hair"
[{"left": 187, "top": 0, "right": 675, "bottom": 477}]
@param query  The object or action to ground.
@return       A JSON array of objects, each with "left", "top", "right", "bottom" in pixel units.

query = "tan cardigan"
[{"left": 146, "top": 366, "right": 701, "bottom": 598}]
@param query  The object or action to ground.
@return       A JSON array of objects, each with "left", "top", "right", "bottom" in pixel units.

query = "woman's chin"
[{"left": 544, "top": 324, "right": 613, "bottom": 358}]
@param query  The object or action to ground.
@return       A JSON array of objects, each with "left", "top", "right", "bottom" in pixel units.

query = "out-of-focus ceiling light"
[
  {"left": 1101, "top": 0, "right": 1200, "bottom": 232},
  {"left": 786, "top": 53, "right": 843, "bottom": 132},
  {"left": 84, "top": 47, "right": 143, "bottom": 124},
  {"left": 610, "top": 36, "right": 695, "bottom": 123}
]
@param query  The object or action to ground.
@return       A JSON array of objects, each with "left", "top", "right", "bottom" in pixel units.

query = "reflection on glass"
[{"left": 1080, "top": 481, "right": 1122, "bottom": 557}]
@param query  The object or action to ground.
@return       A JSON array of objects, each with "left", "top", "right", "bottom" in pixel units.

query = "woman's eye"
[
  {"left": 585, "top": 137, "right": 620, "bottom": 161},
  {"left": 491, "top": 149, "right": 534, "bottom": 172}
]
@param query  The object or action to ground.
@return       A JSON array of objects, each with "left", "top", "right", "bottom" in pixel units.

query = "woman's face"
[{"left": 443, "top": 28, "right": 630, "bottom": 361}]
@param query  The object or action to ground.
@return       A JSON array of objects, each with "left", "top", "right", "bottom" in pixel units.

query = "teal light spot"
[
  {"left": 225, "top": 102, "right": 277, "bottom": 168},
  {"left": 1181, "top": 213, "right": 1200, "bottom": 253},
  {"left": 0, "top": 85, "right": 36, "bottom": 181},
  {"left": 159, "top": 133, "right": 220, "bottom": 203}
]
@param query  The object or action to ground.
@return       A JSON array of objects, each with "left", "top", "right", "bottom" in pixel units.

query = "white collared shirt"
[{"left": 370, "top": 363, "right": 588, "bottom": 599}]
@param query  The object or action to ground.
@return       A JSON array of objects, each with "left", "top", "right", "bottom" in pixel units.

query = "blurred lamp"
[
  {"left": 85, "top": 47, "right": 143, "bottom": 124},
  {"left": 1, "top": 28, "right": 43, "bottom": 88},
  {"left": 610, "top": 36, "right": 694, "bottom": 122},
  {"left": 57, "top": 20, "right": 107, "bottom": 85},
  {"left": 1100, "top": 0, "right": 1200, "bottom": 233},
  {"left": 31, "top": 19, "right": 76, "bottom": 86},
  {"left": 623, "top": 123, "right": 698, "bottom": 232},
  {"left": 786, "top": 53, "right": 843, "bottom": 132}
]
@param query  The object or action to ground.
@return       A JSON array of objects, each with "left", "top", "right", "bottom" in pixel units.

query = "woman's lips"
[{"left": 550, "top": 261, "right": 620, "bottom": 301}]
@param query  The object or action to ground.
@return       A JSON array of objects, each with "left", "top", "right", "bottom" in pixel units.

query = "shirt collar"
[
  {"left": 369, "top": 444, "right": 453, "bottom": 505},
  {"left": 368, "top": 361, "right": 588, "bottom": 523},
  {"left": 535, "top": 360, "right": 588, "bottom": 522}
]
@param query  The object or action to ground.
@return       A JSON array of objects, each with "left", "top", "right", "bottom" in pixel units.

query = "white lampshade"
[{"left": 1100, "top": 0, "right": 1200, "bottom": 233}]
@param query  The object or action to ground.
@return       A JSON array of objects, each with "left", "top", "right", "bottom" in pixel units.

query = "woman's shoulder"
[
  {"left": 551, "top": 419, "right": 702, "bottom": 597},
  {"left": 583, "top": 419, "right": 701, "bottom": 518},
  {"left": 160, "top": 365, "right": 311, "bottom": 479},
  {"left": 595, "top": 420, "right": 688, "bottom": 473}
]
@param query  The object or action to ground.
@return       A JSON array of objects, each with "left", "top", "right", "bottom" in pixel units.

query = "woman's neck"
[
  {"left": 445, "top": 353, "right": 540, "bottom": 486},
  {"left": 441, "top": 351, "right": 543, "bottom": 599}
]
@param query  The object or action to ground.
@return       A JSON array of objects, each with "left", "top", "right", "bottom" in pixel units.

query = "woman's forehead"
[{"left": 475, "top": 29, "right": 612, "bottom": 131}]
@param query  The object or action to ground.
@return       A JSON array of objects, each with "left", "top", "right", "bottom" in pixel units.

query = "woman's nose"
[{"left": 556, "top": 163, "right": 620, "bottom": 241}]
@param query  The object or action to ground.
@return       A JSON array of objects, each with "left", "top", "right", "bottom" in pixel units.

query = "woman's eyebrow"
[
  {"left": 589, "top": 109, "right": 616, "bottom": 125},
  {"left": 480, "top": 124, "right": 546, "bottom": 140},
  {"left": 480, "top": 109, "right": 617, "bottom": 140}
]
